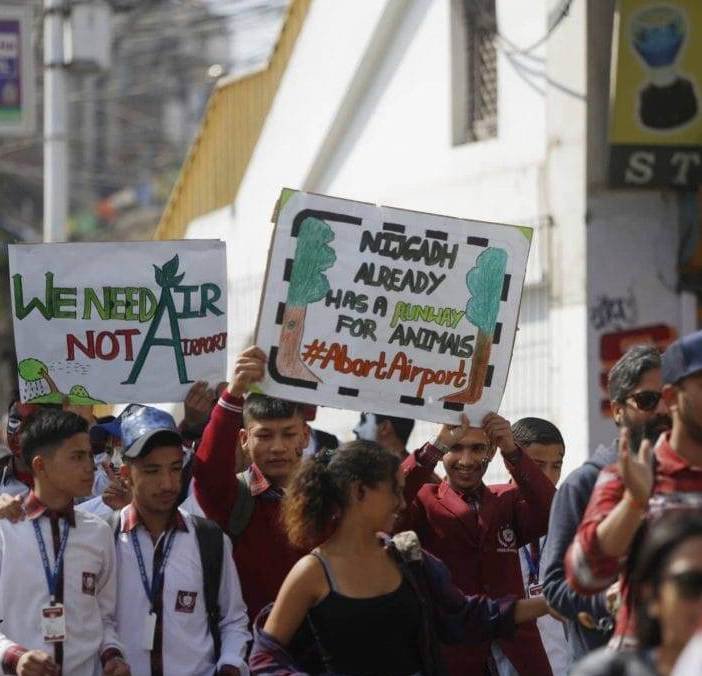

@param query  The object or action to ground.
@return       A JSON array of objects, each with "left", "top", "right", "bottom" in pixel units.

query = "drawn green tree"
[
  {"left": 278, "top": 217, "right": 337, "bottom": 381},
  {"left": 123, "top": 254, "right": 192, "bottom": 386},
  {"left": 17, "top": 359, "right": 104, "bottom": 405},
  {"left": 18, "top": 357, "right": 60, "bottom": 395},
  {"left": 443, "top": 247, "right": 507, "bottom": 404}
]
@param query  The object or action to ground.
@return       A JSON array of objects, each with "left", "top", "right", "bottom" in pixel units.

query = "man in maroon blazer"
[{"left": 400, "top": 413, "right": 556, "bottom": 675}]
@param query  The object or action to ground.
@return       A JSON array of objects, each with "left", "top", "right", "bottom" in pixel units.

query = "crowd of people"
[{"left": 1, "top": 331, "right": 702, "bottom": 676}]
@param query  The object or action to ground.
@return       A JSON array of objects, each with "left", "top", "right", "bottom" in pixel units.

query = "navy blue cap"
[
  {"left": 95, "top": 404, "right": 182, "bottom": 459},
  {"left": 662, "top": 331, "right": 702, "bottom": 385}
]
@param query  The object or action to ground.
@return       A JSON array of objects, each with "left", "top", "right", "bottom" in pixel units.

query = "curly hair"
[{"left": 282, "top": 440, "right": 400, "bottom": 550}]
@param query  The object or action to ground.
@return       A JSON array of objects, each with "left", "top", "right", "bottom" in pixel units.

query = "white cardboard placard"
[
  {"left": 255, "top": 190, "right": 532, "bottom": 424},
  {"left": 9, "top": 240, "right": 227, "bottom": 405}
]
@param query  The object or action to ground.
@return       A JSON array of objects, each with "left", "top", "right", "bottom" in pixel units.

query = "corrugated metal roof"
[{"left": 154, "top": 0, "right": 311, "bottom": 240}]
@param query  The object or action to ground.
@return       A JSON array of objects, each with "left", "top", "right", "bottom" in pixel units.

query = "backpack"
[
  {"left": 228, "top": 471, "right": 256, "bottom": 540},
  {"left": 109, "top": 510, "right": 225, "bottom": 660}
]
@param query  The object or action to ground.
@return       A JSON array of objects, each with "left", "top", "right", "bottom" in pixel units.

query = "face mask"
[
  {"left": 94, "top": 452, "right": 109, "bottom": 466},
  {"left": 353, "top": 413, "right": 378, "bottom": 442}
]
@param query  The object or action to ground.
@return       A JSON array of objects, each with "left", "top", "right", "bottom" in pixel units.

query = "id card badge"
[
  {"left": 142, "top": 612, "right": 157, "bottom": 650},
  {"left": 527, "top": 582, "right": 543, "bottom": 598},
  {"left": 41, "top": 603, "right": 66, "bottom": 643}
]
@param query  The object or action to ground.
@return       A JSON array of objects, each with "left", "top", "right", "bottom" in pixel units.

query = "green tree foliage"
[
  {"left": 18, "top": 358, "right": 48, "bottom": 382},
  {"left": 465, "top": 248, "right": 507, "bottom": 333},
  {"left": 287, "top": 217, "right": 337, "bottom": 307},
  {"left": 69, "top": 385, "right": 90, "bottom": 398}
]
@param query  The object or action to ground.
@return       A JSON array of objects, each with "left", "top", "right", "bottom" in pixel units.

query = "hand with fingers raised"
[
  {"left": 183, "top": 380, "right": 217, "bottom": 429},
  {"left": 619, "top": 427, "right": 654, "bottom": 512}
]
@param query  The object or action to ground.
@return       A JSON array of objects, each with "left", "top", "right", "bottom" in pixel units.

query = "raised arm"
[
  {"left": 193, "top": 347, "right": 266, "bottom": 529},
  {"left": 565, "top": 430, "right": 652, "bottom": 595},
  {"left": 483, "top": 413, "right": 556, "bottom": 545}
]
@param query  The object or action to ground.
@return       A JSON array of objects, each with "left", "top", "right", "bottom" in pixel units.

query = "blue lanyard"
[
  {"left": 32, "top": 518, "right": 70, "bottom": 604},
  {"left": 131, "top": 528, "right": 177, "bottom": 611},
  {"left": 522, "top": 541, "right": 541, "bottom": 583}
]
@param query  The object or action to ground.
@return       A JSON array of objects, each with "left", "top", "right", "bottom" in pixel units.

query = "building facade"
[{"left": 157, "top": 0, "right": 696, "bottom": 478}]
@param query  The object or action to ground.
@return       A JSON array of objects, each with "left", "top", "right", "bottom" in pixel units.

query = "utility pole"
[{"left": 43, "top": 0, "right": 69, "bottom": 242}]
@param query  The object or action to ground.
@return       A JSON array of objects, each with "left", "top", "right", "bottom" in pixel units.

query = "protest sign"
[
  {"left": 255, "top": 189, "right": 532, "bottom": 424},
  {"left": 9, "top": 240, "right": 227, "bottom": 404}
]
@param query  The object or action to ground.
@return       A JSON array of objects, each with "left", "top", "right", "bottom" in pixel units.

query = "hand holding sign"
[
  {"left": 483, "top": 412, "right": 517, "bottom": 455},
  {"left": 227, "top": 346, "right": 267, "bottom": 398},
  {"left": 435, "top": 414, "right": 472, "bottom": 451}
]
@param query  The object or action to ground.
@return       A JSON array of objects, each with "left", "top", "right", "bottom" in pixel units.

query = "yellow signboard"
[{"left": 609, "top": 0, "right": 702, "bottom": 188}]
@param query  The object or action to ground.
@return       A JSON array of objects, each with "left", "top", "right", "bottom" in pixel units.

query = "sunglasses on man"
[
  {"left": 624, "top": 390, "right": 662, "bottom": 412},
  {"left": 664, "top": 569, "right": 702, "bottom": 600}
]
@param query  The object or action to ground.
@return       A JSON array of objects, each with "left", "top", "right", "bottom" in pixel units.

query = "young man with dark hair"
[
  {"left": 511, "top": 417, "right": 569, "bottom": 675},
  {"left": 399, "top": 412, "right": 556, "bottom": 675},
  {"left": 0, "top": 409, "right": 129, "bottom": 676},
  {"left": 353, "top": 412, "right": 415, "bottom": 459},
  {"left": 565, "top": 332, "right": 702, "bottom": 648},
  {"left": 192, "top": 346, "right": 309, "bottom": 624},
  {"left": 113, "top": 405, "right": 250, "bottom": 676},
  {"left": 541, "top": 344, "right": 670, "bottom": 661}
]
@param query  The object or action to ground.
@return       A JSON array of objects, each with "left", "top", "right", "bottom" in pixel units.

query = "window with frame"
[{"left": 451, "top": 0, "right": 498, "bottom": 145}]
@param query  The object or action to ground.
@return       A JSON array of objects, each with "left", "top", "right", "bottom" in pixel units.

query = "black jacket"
[{"left": 541, "top": 440, "right": 618, "bottom": 662}]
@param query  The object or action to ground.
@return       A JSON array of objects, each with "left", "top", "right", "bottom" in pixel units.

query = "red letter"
[
  {"left": 96, "top": 331, "right": 119, "bottom": 360},
  {"left": 67, "top": 331, "right": 95, "bottom": 361},
  {"left": 115, "top": 329, "right": 140, "bottom": 361}
]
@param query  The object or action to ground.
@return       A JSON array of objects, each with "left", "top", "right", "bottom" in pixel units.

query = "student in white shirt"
[
  {"left": 0, "top": 409, "right": 129, "bottom": 676},
  {"left": 514, "top": 417, "right": 571, "bottom": 676},
  {"left": 113, "top": 405, "right": 250, "bottom": 676}
]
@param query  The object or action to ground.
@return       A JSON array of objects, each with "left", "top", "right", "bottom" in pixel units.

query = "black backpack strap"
[
  {"left": 228, "top": 471, "right": 256, "bottom": 540},
  {"left": 191, "top": 514, "right": 225, "bottom": 661}
]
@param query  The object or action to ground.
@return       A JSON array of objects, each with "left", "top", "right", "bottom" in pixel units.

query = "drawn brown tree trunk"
[
  {"left": 442, "top": 330, "right": 492, "bottom": 404},
  {"left": 277, "top": 305, "right": 321, "bottom": 382},
  {"left": 40, "top": 368, "right": 60, "bottom": 394}
]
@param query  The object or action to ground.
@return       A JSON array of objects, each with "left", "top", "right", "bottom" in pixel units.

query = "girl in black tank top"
[
  {"left": 256, "top": 441, "right": 424, "bottom": 675},
  {"left": 307, "top": 550, "right": 422, "bottom": 675}
]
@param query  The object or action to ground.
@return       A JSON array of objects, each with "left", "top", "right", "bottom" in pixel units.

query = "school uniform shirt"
[
  {"left": 0, "top": 463, "right": 30, "bottom": 498},
  {"left": 0, "top": 491, "right": 124, "bottom": 676},
  {"left": 518, "top": 537, "right": 571, "bottom": 675},
  {"left": 115, "top": 505, "right": 251, "bottom": 676}
]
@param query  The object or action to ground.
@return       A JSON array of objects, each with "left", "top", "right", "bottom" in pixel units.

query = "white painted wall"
[
  {"left": 586, "top": 192, "right": 694, "bottom": 452},
  {"left": 186, "top": 0, "right": 588, "bottom": 481}
]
